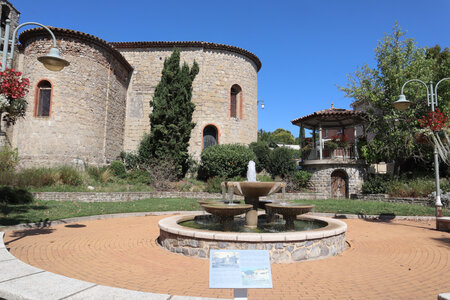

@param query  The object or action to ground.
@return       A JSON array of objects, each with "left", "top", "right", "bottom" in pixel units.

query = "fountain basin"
[
  {"left": 158, "top": 214, "right": 347, "bottom": 263},
  {"left": 224, "top": 181, "right": 285, "bottom": 197},
  {"left": 265, "top": 203, "right": 315, "bottom": 230},
  {"left": 200, "top": 203, "right": 252, "bottom": 217}
]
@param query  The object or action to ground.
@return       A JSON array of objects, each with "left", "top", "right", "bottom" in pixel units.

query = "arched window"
[
  {"left": 35, "top": 80, "right": 52, "bottom": 117},
  {"left": 0, "top": 5, "right": 10, "bottom": 29},
  {"left": 230, "top": 84, "right": 242, "bottom": 119},
  {"left": 203, "top": 125, "right": 218, "bottom": 149}
]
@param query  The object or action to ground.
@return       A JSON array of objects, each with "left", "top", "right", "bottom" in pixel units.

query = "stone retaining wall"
[
  {"left": 31, "top": 191, "right": 327, "bottom": 202},
  {"left": 353, "top": 194, "right": 443, "bottom": 207}
]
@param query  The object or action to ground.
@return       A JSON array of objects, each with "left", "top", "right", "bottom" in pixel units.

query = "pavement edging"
[{"left": 0, "top": 231, "right": 225, "bottom": 300}]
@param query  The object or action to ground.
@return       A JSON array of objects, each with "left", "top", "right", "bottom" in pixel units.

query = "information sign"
[{"left": 209, "top": 250, "right": 272, "bottom": 289}]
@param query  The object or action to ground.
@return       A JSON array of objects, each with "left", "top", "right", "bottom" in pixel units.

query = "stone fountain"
[
  {"left": 159, "top": 161, "right": 347, "bottom": 263},
  {"left": 220, "top": 161, "right": 286, "bottom": 228}
]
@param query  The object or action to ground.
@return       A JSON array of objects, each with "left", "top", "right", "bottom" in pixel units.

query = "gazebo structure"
[{"left": 291, "top": 104, "right": 367, "bottom": 198}]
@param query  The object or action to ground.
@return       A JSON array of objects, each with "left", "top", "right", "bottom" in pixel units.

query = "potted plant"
[{"left": 325, "top": 140, "right": 338, "bottom": 157}]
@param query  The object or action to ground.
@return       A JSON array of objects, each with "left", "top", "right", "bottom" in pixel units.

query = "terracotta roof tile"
[{"left": 291, "top": 107, "right": 367, "bottom": 128}]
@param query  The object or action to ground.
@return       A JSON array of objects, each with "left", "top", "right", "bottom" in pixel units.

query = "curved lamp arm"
[
  {"left": 400, "top": 79, "right": 430, "bottom": 105},
  {"left": 9, "top": 22, "right": 57, "bottom": 60},
  {"left": 434, "top": 78, "right": 450, "bottom": 107}
]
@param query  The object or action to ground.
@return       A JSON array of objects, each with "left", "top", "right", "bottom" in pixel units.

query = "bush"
[
  {"left": 362, "top": 175, "right": 390, "bottom": 194},
  {"left": 387, "top": 177, "right": 435, "bottom": 197},
  {"left": 126, "top": 168, "right": 152, "bottom": 184},
  {"left": 58, "top": 166, "right": 83, "bottom": 185},
  {"left": 119, "top": 151, "right": 140, "bottom": 170},
  {"left": 266, "top": 147, "right": 297, "bottom": 179},
  {"left": 286, "top": 170, "right": 312, "bottom": 191},
  {"left": 441, "top": 178, "right": 450, "bottom": 194},
  {"left": 14, "top": 168, "right": 58, "bottom": 187},
  {"left": 301, "top": 144, "right": 312, "bottom": 160},
  {"left": 249, "top": 142, "right": 271, "bottom": 172},
  {"left": 205, "top": 176, "right": 226, "bottom": 193},
  {"left": 198, "top": 144, "right": 257, "bottom": 180},
  {"left": 109, "top": 160, "right": 126, "bottom": 178},
  {"left": 86, "top": 165, "right": 109, "bottom": 182},
  {"left": 0, "top": 146, "right": 18, "bottom": 171},
  {"left": 0, "top": 186, "right": 33, "bottom": 204},
  {"left": 142, "top": 158, "right": 178, "bottom": 190}
]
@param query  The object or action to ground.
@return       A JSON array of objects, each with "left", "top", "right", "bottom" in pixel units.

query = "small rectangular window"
[{"left": 36, "top": 80, "right": 52, "bottom": 117}]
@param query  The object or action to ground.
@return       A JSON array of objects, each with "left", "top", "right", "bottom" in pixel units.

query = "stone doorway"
[{"left": 331, "top": 170, "right": 348, "bottom": 198}]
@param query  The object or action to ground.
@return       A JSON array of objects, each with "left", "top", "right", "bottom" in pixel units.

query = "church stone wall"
[
  {"left": 11, "top": 33, "right": 130, "bottom": 167},
  {"left": 118, "top": 46, "right": 258, "bottom": 158}
]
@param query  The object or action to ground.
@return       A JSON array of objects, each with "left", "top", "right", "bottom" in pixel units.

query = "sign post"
[{"left": 209, "top": 250, "right": 272, "bottom": 300}]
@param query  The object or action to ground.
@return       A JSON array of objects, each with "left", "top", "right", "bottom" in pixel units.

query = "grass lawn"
[{"left": 1, "top": 198, "right": 448, "bottom": 227}]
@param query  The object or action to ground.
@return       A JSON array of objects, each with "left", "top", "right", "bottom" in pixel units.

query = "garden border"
[{"left": 31, "top": 191, "right": 327, "bottom": 202}]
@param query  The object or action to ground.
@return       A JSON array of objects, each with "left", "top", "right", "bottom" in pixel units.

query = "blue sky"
[{"left": 13, "top": 0, "right": 450, "bottom": 137}]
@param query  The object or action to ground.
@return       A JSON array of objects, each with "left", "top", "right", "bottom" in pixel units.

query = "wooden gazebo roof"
[{"left": 291, "top": 104, "right": 366, "bottom": 129}]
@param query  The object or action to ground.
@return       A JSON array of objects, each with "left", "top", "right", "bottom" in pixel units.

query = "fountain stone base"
[{"left": 158, "top": 214, "right": 347, "bottom": 263}]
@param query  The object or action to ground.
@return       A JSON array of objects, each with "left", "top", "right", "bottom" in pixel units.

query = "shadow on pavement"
[
  {"left": 64, "top": 224, "right": 86, "bottom": 228},
  {"left": 4, "top": 227, "right": 55, "bottom": 246}
]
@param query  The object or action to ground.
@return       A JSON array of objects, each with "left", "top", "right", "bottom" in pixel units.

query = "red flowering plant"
[
  {"left": 330, "top": 133, "right": 349, "bottom": 148},
  {"left": 0, "top": 65, "right": 30, "bottom": 129},
  {"left": 418, "top": 108, "right": 449, "bottom": 132}
]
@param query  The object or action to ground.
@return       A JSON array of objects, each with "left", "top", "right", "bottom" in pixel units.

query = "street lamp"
[
  {"left": 0, "top": 19, "right": 69, "bottom": 71},
  {"left": 257, "top": 100, "right": 265, "bottom": 109},
  {"left": 394, "top": 78, "right": 450, "bottom": 221}
]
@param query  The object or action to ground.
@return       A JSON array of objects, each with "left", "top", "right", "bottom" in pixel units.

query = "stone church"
[{"left": 0, "top": 0, "right": 261, "bottom": 167}]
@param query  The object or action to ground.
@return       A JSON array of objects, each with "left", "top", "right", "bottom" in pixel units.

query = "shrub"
[
  {"left": 266, "top": 147, "right": 297, "bottom": 179},
  {"left": 362, "top": 175, "right": 390, "bottom": 194},
  {"left": 126, "top": 168, "right": 152, "bottom": 184},
  {"left": 387, "top": 177, "right": 435, "bottom": 198},
  {"left": 198, "top": 144, "right": 257, "bottom": 180},
  {"left": 301, "top": 144, "right": 312, "bottom": 160},
  {"left": 142, "top": 158, "right": 178, "bottom": 190},
  {"left": 441, "top": 178, "right": 450, "bottom": 194},
  {"left": 86, "top": 165, "right": 109, "bottom": 182},
  {"left": 58, "top": 166, "right": 83, "bottom": 186},
  {"left": 0, "top": 146, "right": 18, "bottom": 171},
  {"left": 286, "top": 170, "right": 312, "bottom": 191},
  {"left": 14, "top": 168, "right": 57, "bottom": 187},
  {"left": 0, "top": 170, "right": 14, "bottom": 185},
  {"left": 205, "top": 176, "right": 226, "bottom": 193},
  {"left": 109, "top": 160, "right": 126, "bottom": 178},
  {"left": 119, "top": 151, "right": 140, "bottom": 170},
  {"left": 249, "top": 142, "right": 271, "bottom": 172},
  {"left": 256, "top": 174, "right": 272, "bottom": 182},
  {"left": 100, "top": 168, "right": 115, "bottom": 183},
  {"left": 0, "top": 186, "right": 33, "bottom": 204}
]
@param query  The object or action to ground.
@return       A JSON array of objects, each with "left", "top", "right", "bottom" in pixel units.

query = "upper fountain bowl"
[{"left": 224, "top": 181, "right": 285, "bottom": 198}]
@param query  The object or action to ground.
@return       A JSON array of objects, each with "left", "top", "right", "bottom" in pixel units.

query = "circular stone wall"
[
  {"left": 15, "top": 28, "right": 132, "bottom": 167},
  {"left": 158, "top": 215, "right": 347, "bottom": 263},
  {"left": 302, "top": 160, "right": 367, "bottom": 197}
]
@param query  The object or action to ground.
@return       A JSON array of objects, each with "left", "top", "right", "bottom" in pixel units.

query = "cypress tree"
[{"left": 139, "top": 48, "right": 199, "bottom": 178}]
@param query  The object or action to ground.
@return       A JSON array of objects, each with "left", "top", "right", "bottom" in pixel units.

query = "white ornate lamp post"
[
  {"left": 0, "top": 19, "right": 69, "bottom": 71},
  {"left": 394, "top": 78, "right": 450, "bottom": 222}
]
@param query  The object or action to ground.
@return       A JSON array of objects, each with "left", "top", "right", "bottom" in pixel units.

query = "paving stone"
[{"left": 3, "top": 215, "right": 449, "bottom": 299}]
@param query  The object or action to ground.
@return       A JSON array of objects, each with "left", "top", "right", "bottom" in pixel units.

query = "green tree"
[
  {"left": 138, "top": 48, "right": 199, "bottom": 178},
  {"left": 257, "top": 129, "right": 273, "bottom": 143},
  {"left": 339, "top": 23, "right": 438, "bottom": 168},
  {"left": 271, "top": 128, "right": 295, "bottom": 144},
  {"left": 426, "top": 45, "right": 450, "bottom": 115}
]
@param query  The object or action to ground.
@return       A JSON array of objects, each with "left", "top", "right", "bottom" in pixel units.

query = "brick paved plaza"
[{"left": 4, "top": 215, "right": 450, "bottom": 299}]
